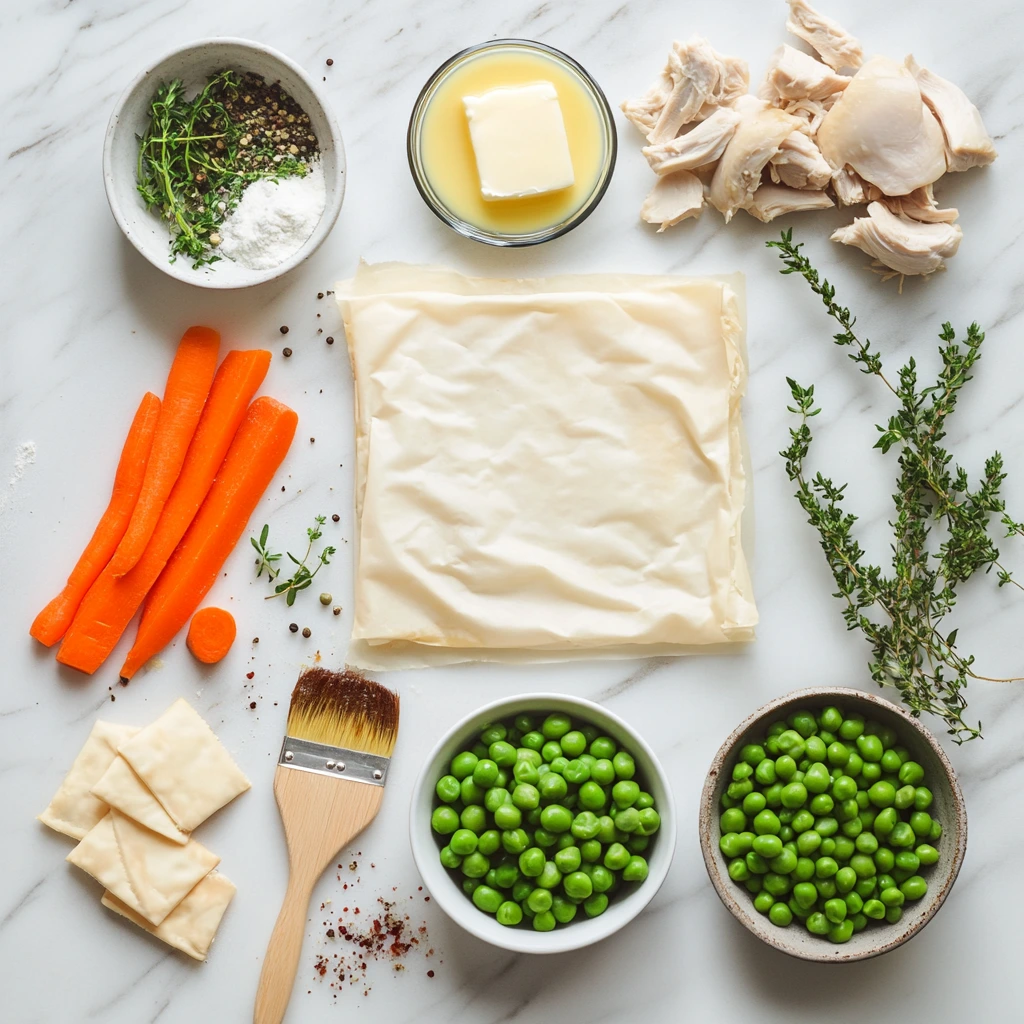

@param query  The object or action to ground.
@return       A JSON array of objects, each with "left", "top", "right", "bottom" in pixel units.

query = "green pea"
[
  {"left": 819, "top": 838, "right": 836, "bottom": 858},
  {"left": 806, "top": 911, "right": 829, "bottom": 935},
  {"left": 612, "top": 752, "right": 636, "bottom": 780},
  {"left": 549, "top": 729, "right": 582, "bottom": 757},
  {"left": 929, "top": 819, "right": 943, "bottom": 841},
  {"left": 513, "top": 760, "right": 540, "bottom": 787},
  {"left": 832, "top": 776, "right": 857, "bottom": 802},
  {"left": 435, "top": 775, "right": 461, "bottom": 804},
  {"left": 439, "top": 845, "right": 463, "bottom": 870},
  {"left": 849, "top": 853, "right": 876, "bottom": 879},
  {"left": 612, "top": 780, "right": 640, "bottom": 809},
  {"left": 520, "top": 731, "right": 545, "bottom": 753},
  {"left": 763, "top": 785, "right": 783, "bottom": 811},
  {"left": 838, "top": 714, "right": 865, "bottom": 741},
  {"left": 815, "top": 816, "right": 839, "bottom": 838},
  {"left": 563, "top": 870, "right": 593, "bottom": 899},
  {"left": 549, "top": 894, "right": 576, "bottom": 924},
  {"left": 835, "top": 866, "right": 857, "bottom": 893},
  {"left": 874, "top": 846, "right": 895, "bottom": 872},
  {"left": 814, "top": 878, "right": 837, "bottom": 899},
  {"left": 540, "top": 805, "right": 573, "bottom": 833},
  {"left": 787, "top": 881, "right": 814, "bottom": 910},
  {"left": 588, "top": 736, "right": 615, "bottom": 759},
  {"left": 840, "top": 817, "right": 864, "bottom": 839},
  {"left": 879, "top": 749, "right": 901, "bottom": 774},
  {"left": 913, "top": 786, "right": 933, "bottom": 811},
  {"left": 627, "top": 834, "right": 649, "bottom": 854},
  {"left": 539, "top": 714, "right": 571, "bottom": 740},
  {"left": 774, "top": 755, "right": 797, "bottom": 782},
  {"left": 622, "top": 855, "right": 649, "bottom": 882},
  {"left": 844, "top": 890, "right": 863, "bottom": 915},
  {"left": 777, "top": 808, "right": 796, "bottom": 825},
  {"left": 580, "top": 893, "right": 607, "bottom": 918},
  {"left": 873, "top": 807, "right": 897, "bottom": 837},
  {"left": 854, "top": 877, "right": 877, "bottom": 900},
  {"left": 518, "top": 847, "right": 545, "bottom": 877},
  {"left": 536, "top": 860, "right": 563, "bottom": 890},
  {"left": 880, "top": 886, "right": 904, "bottom": 907},
  {"left": 827, "top": 918, "right": 854, "bottom": 943},
  {"left": 471, "top": 758, "right": 499, "bottom": 788},
  {"left": 538, "top": 773, "right": 568, "bottom": 804},
  {"left": 793, "top": 857, "right": 816, "bottom": 882},
  {"left": 855, "top": 832, "right": 879, "bottom": 855},
  {"left": 512, "top": 783, "right": 540, "bottom": 811},
  {"left": 895, "top": 759, "right": 923, "bottom": 785},
  {"left": 883, "top": 906, "right": 902, "bottom": 924},
  {"left": 825, "top": 742, "right": 849, "bottom": 768},
  {"left": 591, "top": 759, "right": 615, "bottom": 786},
  {"left": 501, "top": 828, "right": 529, "bottom": 854},
  {"left": 836, "top": 798, "right": 859, "bottom": 823},
  {"left": 492, "top": 899, "right": 522, "bottom": 926},
  {"left": 766, "top": 902, "right": 791, "bottom": 927},
  {"left": 863, "top": 898, "right": 885, "bottom": 919},
  {"left": 600, "top": 842, "right": 628, "bottom": 872},
  {"left": 755, "top": 759, "right": 777, "bottom": 786},
  {"left": 493, "top": 803, "right": 522, "bottom": 830},
  {"left": 533, "top": 828, "right": 557, "bottom": 849},
  {"left": 915, "top": 843, "right": 939, "bottom": 866},
  {"left": 894, "top": 851, "right": 920, "bottom": 873},
  {"left": 791, "top": 810, "right": 815, "bottom": 834},
  {"left": 753, "top": 809, "right": 781, "bottom": 836},
  {"left": 805, "top": 736, "right": 828, "bottom": 762},
  {"left": 463, "top": 878, "right": 482, "bottom": 895},
  {"left": 472, "top": 884, "right": 503, "bottom": 913},
  {"left": 859, "top": 762, "right": 882, "bottom": 784},
  {"left": 483, "top": 787, "right": 509, "bottom": 813},
  {"left": 570, "top": 811, "right": 602, "bottom": 841},
  {"left": 777, "top": 730, "right": 807, "bottom": 759},
  {"left": 462, "top": 852, "right": 490, "bottom": 878},
  {"left": 636, "top": 808, "right": 661, "bottom": 837},
  {"left": 741, "top": 793, "right": 765, "bottom": 818},
  {"left": 893, "top": 785, "right": 916, "bottom": 811},
  {"left": 459, "top": 777, "right": 484, "bottom": 806},
  {"left": 564, "top": 759, "right": 591, "bottom": 785},
  {"left": 431, "top": 806, "right": 460, "bottom": 835},
  {"left": 572, "top": 782, "right": 602, "bottom": 813},
  {"left": 901, "top": 875, "right": 928, "bottom": 901},
  {"left": 769, "top": 849, "right": 798, "bottom": 875},
  {"left": 732, "top": 762, "right": 753, "bottom": 783},
  {"left": 539, "top": 741, "right": 562, "bottom": 764},
  {"left": 823, "top": 897, "right": 847, "bottom": 923},
  {"left": 491, "top": 861, "right": 518, "bottom": 888},
  {"left": 868, "top": 781, "right": 896, "bottom": 808},
  {"left": 889, "top": 822, "right": 916, "bottom": 848},
  {"left": 796, "top": 830, "right": 822, "bottom": 856},
  {"left": 817, "top": 706, "right": 842, "bottom": 732},
  {"left": 780, "top": 782, "right": 808, "bottom": 810},
  {"left": 450, "top": 751, "right": 479, "bottom": 780},
  {"left": 752, "top": 834, "right": 783, "bottom": 859},
  {"left": 890, "top": 866, "right": 913, "bottom": 885},
  {"left": 486, "top": 741, "right": 515, "bottom": 769},
  {"left": 580, "top": 839, "right": 602, "bottom": 863},
  {"left": 589, "top": 865, "right": 613, "bottom": 893},
  {"left": 809, "top": 794, "right": 834, "bottom": 816},
  {"left": 512, "top": 879, "right": 533, "bottom": 903},
  {"left": 909, "top": 811, "right": 933, "bottom": 838},
  {"left": 530, "top": 909, "right": 555, "bottom": 931},
  {"left": 614, "top": 807, "right": 640, "bottom": 834},
  {"left": 449, "top": 828, "right": 479, "bottom": 856},
  {"left": 762, "top": 872, "right": 791, "bottom": 897},
  {"left": 844, "top": 752, "right": 864, "bottom": 778}
]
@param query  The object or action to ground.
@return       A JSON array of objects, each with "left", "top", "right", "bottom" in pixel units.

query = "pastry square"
[{"left": 91, "top": 755, "right": 187, "bottom": 845}]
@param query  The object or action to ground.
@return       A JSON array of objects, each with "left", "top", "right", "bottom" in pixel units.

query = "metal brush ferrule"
[{"left": 278, "top": 736, "right": 391, "bottom": 786}]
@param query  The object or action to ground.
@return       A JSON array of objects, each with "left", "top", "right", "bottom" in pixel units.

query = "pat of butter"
[{"left": 463, "top": 82, "right": 575, "bottom": 200}]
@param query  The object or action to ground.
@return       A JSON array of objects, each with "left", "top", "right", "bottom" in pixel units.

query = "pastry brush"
[{"left": 254, "top": 668, "right": 399, "bottom": 1024}]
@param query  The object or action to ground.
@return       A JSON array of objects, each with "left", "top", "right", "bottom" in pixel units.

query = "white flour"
[
  {"left": 219, "top": 162, "right": 326, "bottom": 270},
  {"left": 0, "top": 440, "right": 36, "bottom": 516}
]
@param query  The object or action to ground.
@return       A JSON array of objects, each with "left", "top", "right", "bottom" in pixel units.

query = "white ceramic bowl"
[
  {"left": 103, "top": 38, "right": 345, "bottom": 289},
  {"left": 409, "top": 692, "right": 676, "bottom": 954}
]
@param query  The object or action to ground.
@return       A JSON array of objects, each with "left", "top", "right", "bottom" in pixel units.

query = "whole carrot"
[
  {"left": 107, "top": 326, "right": 220, "bottom": 577},
  {"left": 119, "top": 397, "right": 298, "bottom": 681},
  {"left": 57, "top": 349, "right": 271, "bottom": 675},
  {"left": 30, "top": 392, "right": 161, "bottom": 647}
]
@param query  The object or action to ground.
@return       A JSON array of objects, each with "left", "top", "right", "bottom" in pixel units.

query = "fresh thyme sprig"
[
  {"left": 769, "top": 229, "right": 1023, "bottom": 743},
  {"left": 251, "top": 517, "right": 336, "bottom": 607}
]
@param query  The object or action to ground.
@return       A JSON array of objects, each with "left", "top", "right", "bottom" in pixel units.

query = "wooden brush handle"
[
  {"left": 253, "top": 869, "right": 319, "bottom": 1024},
  {"left": 254, "top": 766, "right": 385, "bottom": 1024}
]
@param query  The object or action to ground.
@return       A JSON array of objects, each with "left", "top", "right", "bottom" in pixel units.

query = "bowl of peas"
[
  {"left": 699, "top": 687, "right": 967, "bottom": 962},
  {"left": 410, "top": 693, "right": 676, "bottom": 953}
]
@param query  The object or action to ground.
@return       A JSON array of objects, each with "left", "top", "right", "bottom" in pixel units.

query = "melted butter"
[{"left": 418, "top": 49, "right": 606, "bottom": 235}]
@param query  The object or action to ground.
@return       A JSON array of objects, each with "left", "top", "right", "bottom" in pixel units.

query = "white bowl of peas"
[
  {"left": 410, "top": 693, "right": 676, "bottom": 953},
  {"left": 700, "top": 687, "right": 967, "bottom": 962}
]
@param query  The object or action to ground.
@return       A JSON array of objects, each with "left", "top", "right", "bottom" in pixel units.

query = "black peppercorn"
[
  {"left": 302, "top": 627, "right": 311, "bottom": 638},
  {"left": 280, "top": 325, "right": 289, "bottom": 334},
  {"left": 283, "top": 347, "right": 292, "bottom": 357},
  {"left": 289, "top": 622, "right": 299, "bottom": 633}
]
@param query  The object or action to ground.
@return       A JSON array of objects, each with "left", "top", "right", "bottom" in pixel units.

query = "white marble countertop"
[{"left": 3, "top": 1, "right": 1023, "bottom": 1021}]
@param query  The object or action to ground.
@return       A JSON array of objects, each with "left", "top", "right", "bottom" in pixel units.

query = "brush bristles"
[{"left": 286, "top": 668, "right": 399, "bottom": 757}]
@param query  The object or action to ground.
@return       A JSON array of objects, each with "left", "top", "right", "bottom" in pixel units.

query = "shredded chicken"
[
  {"left": 770, "top": 130, "right": 833, "bottom": 189},
  {"left": 818, "top": 56, "right": 947, "bottom": 196},
  {"left": 880, "top": 184, "right": 958, "bottom": 224},
  {"left": 831, "top": 201, "right": 962, "bottom": 277},
  {"left": 905, "top": 55, "right": 998, "bottom": 173},
  {"left": 778, "top": 94, "right": 840, "bottom": 136},
  {"left": 621, "top": 37, "right": 749, "bottom": 143},
  {"left": 745, "top": 185, "right": 834, "bottom": 222},
  {"left": 642, "top": 107, "right": 741, "bottom": 175},
  {"left": 830, "top": 166, "right": 868, "bottom": 205},
  {"left": 641, "top": 170, "right": 705, "bottom": 231},
  {"left": 786, "top": 0, "right": 863, "bottom": 70},
  {"left": 708, "top": 97, "right": 802, "bottom": 221},
  {"left": 760, "top": 44, "right": 851, "bottom": 102}
]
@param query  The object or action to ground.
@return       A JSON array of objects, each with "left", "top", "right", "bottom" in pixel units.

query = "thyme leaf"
[
  {"left": 253, "top": 517, "right": 336, "bottom": 606},
  {"left": 769, "top": 229, "right": 1023, "bottom": 743}
]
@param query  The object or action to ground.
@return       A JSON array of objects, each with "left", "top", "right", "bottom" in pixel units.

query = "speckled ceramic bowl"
[
  {"left": 410, "top": 693, "right": 676, "bottom": 954},
  {"left": 103, "top": 38, "right": 344, "bottom": 289},
  {"left": 699, "top": 687, "right": 967, "bottom": 962}
]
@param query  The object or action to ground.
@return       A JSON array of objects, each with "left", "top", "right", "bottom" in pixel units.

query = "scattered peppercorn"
[
  {"left": 310, "top": 437, "right": 316, "bottom": 443},
  {"left": 326, "top": 58, "right": 334, "bottom": 66},
  {"left": 289, "top": 622, "right": 299, "bottom": 633},
  {"left": 320, "top": 592, "right": 333, "bottom": 605},
  {"left": 317, "top": 292, "right": 324, "bottom": 299},
  {"left": 332, "top": 514, "right": 340, "bottom": 522},
  {"left": 250, "top": 701, "right": 257, "bottom": 709},
  {"left": 280, "top": 325, "right": 289, "bottom": 334},
  {"left": 302, "top": 627, "right": 312, "bottom": 638},
  {"left": 283, "top": 347, "right": 292, "bottom": 357},
  {"left": 333, "top": 606, "right": 342, "bottom": 616},
  {"left": 253, "top": 637, "right": 260, "bottom": 643},
  {"left": 326, "top": 336, "right": 335, "bottom": 345}
]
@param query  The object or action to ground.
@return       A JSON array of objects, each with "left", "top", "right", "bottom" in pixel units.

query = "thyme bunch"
[
  {"left": 251, "top": 517, "right": 336, "bottom": 607},
  {"left": 769, "top": 230, "right": 1023, "bottom": 742}
]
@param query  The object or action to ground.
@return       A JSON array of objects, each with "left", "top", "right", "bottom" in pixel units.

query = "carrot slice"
[
  {"left": 57, "top": 349, "right": 271, "bottom": 674},
  {"left": 107, "top": 326, "right": 220, "bottom": 577},
  {"left": 186, "top": 607, "right": 237, "bottom": 664},
  {"left": 118, "top": 397, "right": 297, "bottom": 681},
  {"left": 30, "top": 393, "right": 161, "bottom": 647}
]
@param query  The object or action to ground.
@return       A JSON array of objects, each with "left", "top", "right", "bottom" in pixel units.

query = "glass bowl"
[{"left": 407, "top": 39, "right": 617, "bottom": 247}]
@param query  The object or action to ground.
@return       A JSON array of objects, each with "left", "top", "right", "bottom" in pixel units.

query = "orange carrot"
[
  {"left": 29, "top": 393, "right": 161, "bottom": 647},
  {"left": 186, "top": 607, "right": 237, "bottom": 663},
  {"left": 107, "top": 326, "right": 220, "bottom": 577},
  {"left": 57, "top": 349, "right": 271, "bottom": 674},
  {"left": 119, "top": 397, "right": 297, "bottom": 680}
]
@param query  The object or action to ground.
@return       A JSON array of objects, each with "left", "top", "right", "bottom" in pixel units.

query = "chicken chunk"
[
  {"left": 760, "top": 44, "right": 851, "bottom": 102},
  {"left": 905, "top": 55, "right": 997, "bottom": 173},
  {"left": 622, "top": 38, "right": 749, "bottom": 143},
  {"left": 778, "top": 94, "right": 840, "bottom": 136},
  {"left": 770, "top": 130, "right": 833, "bottom": 189},
  {"left": 831, "top": 166, "right": 878, "bottom": 205},
  {"left": 880, "top": 184, "right": 959, "bottom": 224},
  {"left": 786, "top": 0, "right": 863, "bottom": 71},
  {"left": 642, "top": 107, "right": 742, "bottom": 175},
  {"left": 831, "top": 201, "right": 962, "bottom": 278},
  {"left": 640, "top": 170, "right": 705, "bottom": 231},
  {"left": 817, "top": 56, "right": 947, "bottom": 196},
  {"left": 708, "top": 97, "right": 803, "bottom": 221},
  {"left": 745, "top": 184, "right": 834, "bottom": 222}
]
